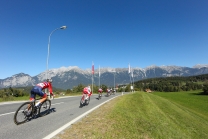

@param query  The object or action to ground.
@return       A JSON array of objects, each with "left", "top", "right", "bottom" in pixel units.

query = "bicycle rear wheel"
[
  {"left": 85, "top": 96, "right": 90, "bottom": 105},
  {"left": 14, "top": 102, "right": 33, "bottom": 125},
  {"left": 80, "top": 95, "right": 85, "bottom": 107},
  {"left": 38, "top": 99, "right": 51, "bottom": 117}
]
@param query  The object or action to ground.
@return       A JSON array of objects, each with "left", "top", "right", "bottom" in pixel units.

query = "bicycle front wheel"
[
  {"left": 38, "top": 99, "right": 51, "bottom": 117},
  {"left": 14, "top": 102, "right": 33, "bottom": 125}
]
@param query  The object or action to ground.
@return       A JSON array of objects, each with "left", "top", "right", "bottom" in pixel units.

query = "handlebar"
[{"left": 47, "top": 94, "right": 54, "bottom": 100}]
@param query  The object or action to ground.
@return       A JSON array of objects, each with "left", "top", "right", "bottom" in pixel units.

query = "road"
[{"left": 0, "top": 92, "right": 127, "bottom": 139}]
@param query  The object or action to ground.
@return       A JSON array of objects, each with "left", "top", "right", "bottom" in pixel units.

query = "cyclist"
[
  {"left": 110, "top": 88, "right": 113, "bottom": 95},
  {"left": 98, "top": 87, "right": 103, "bottom": 98},
  {"left": 83, "top": 85, "right": 91, "bottom": 100},
  {"left": 106, "top": 88, "right": 111, "bottom": 96},
  {"left": 30, "top": 79, "right": 54, "bottom": 107},
  {"left": 113, "top": 88, "right": 116, "bottom": 95}
]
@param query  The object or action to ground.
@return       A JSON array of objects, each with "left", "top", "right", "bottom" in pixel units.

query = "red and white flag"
[{"left": 92, "top": 62, "right": 94, "bottom": 74}]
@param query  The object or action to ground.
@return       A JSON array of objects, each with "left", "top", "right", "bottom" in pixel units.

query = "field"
[{"left": 54, "top": 91, "right": 208, "bottom": 139}]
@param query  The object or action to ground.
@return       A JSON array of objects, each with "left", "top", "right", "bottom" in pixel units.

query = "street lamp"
[{"left": 46, "top": 26, "right": 67, "bottom": 79}]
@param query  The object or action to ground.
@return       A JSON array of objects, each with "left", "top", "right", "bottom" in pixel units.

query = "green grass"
[
  {"left": 106, "top": 92, "right": 208, "bottom": 138},
  {"left": 0, "top": 95, "right": 30, "bottom": 102},
  {"left": 55, "top": 91, "right": 208, "bottom": 139},
  {"left": 153, "top": 90, "right": 208, "bottom": 120}
]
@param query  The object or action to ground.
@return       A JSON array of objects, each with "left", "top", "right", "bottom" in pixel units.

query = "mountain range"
[{"left": 1, "top": 65, "right": 208, "bottom": 90}]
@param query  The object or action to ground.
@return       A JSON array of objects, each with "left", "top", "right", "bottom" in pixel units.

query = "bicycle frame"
[
  {"left": 106, "top": 91, "right": 111, "bottom": 96},
  {"left": 98, "top": 92, "right": 102, "bottom": 99},
  {"left": 81, "top": 92, "right": 91, "bottom": 101},
  {"left": 14, "top": 96, "right": 51, "bottom": 125},
  {"left": 81, "top": 93, "right": 86, "bottom": 100},
  {"left": 26, "top": 97, "right": 43, "bottom": 117}
]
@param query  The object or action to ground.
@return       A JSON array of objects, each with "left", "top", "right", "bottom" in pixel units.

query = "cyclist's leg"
[
  {"left": 85, "top": 91, "right": 90, "bottom": 99},
  {"left": 27, "top": 90, "right": 36, "bottom": 110},
  {"left": 30, "top": 87, "right": 37, "bottom": 101},
  {"left": 35, "top": 87, "right": 47, "bottom": 106},
  {"left": 37, "top": 94, "right": 47, "bottom": 106}
]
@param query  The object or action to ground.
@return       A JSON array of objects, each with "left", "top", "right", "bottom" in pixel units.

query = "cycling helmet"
[{"left": 47, "top": 79, "right": 53, "bottom": 83}]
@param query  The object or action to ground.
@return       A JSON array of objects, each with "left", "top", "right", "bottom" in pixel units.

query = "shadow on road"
[
  {"left": 26, "top": 107, "right": 57, "bottom": 124},
  {"left": 49, "top": 107, "right": 56, "bottom": 113}
]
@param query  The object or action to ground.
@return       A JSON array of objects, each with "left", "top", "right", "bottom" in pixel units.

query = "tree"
[
  {"left": 101, "top": 84, "right": 107, "bottom": 92},
  {"left": 203, "top": 82, "right": 208, "bottom": 95},
  {"left": 66, "top": 89, "right": 72, "bottom": 94},
  {"left": 125, "top": 85, "right": 131, "bottom": 92}
]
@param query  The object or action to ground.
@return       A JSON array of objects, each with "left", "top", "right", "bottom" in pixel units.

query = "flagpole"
[
  {"left": 128, "top": 64, "right": 132, "bottom": 84},
  {"left": 132, "top": 68, "right": 134, "bottom": 92},
  {"left": 99, "top": 65, "right": 100, "bottom": 88},
  {"left": 92, "top": 61, "right": 94, "bottom": 94},
  {"left": 129, "top": 63, "right": 133, "bottom": 92}
]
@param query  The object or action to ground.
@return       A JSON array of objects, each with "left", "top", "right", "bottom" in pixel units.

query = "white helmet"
[{"left": 47, "top": 79, "right": 52, "bottom": 83}]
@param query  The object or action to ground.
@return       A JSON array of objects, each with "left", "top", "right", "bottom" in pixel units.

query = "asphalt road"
[{"left": 0, "top": 92, "right": 127, "bottom": 139}]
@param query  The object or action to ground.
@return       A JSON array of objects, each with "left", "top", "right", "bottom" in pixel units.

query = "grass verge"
[{"left": 53, "top": 92, "right": 208, "bottom": 139}]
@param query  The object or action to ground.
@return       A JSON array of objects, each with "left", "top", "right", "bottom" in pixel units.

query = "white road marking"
[
  {"left": 0, "top": 102, "right": 64, "bottom": 117},
  {"left": 0, "top": 111, "right": 15, "bottom": 117},
  {"left": 0, "top": 101, "right": 27, "bottom": 105},
  {"left": 43, "top": 96, "right": 120, "bottom": 139},
  {"left": 51, "top": 102, "right": 64, "bottom": 105}
]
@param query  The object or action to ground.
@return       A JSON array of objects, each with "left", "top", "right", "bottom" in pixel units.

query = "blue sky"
[{"left": 0, "top": 0, "right": 208, "bottom": 79}]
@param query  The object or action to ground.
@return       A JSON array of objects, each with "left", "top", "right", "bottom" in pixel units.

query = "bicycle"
[
  {"left": 106, "top": 90, "right": 111, "bottom": 97},
  {"left": 98, "top": 92, "right": 102, "bottom": 100},
  {"left": 112, "top": 90, "right": 116, "bottom": 95},
  {"left": 97, "top": 88, "right": 103, "bottom": 100},
  {"left": 14, "top": 96, "right": 51, "bottom": 125},
  {"left": 80, "top": 92, "right": 92, "bottom": 107}
]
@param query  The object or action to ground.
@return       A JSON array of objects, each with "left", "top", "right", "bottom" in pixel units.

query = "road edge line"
[{"left": 43, "top": 95, "right": 120, "bottom": 139}]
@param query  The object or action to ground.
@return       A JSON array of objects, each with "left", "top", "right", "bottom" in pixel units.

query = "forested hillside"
[{"left": 134, "top": 74, "right": 208, "bottom": 93}]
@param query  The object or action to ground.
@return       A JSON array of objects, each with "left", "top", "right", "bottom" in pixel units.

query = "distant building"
[{"left": 145, "top": 89, "right": 152, "bottom": 93}]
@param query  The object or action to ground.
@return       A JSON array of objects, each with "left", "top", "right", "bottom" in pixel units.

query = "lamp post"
[{"left": 46, "top": 26, "right": 67, "bottom": 79}]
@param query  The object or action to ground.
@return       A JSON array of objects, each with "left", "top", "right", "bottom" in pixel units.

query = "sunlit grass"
[
  {"left": 54, "top": 91, "right": 208, "bottom": 139},
  {"left": 153, "top": 90, "right": 208, "bottom": 119}
]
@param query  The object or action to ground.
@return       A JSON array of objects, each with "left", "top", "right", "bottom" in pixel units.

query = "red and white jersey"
[
  {"left": 98, "top": 88, "right": 103, "bottom": 92},
  {"left": 36, "top": 82, "right": 53, "bottom": 93},
  {"left": 106, "top": 89, "right": 111, "bottom": 92},
  {"left": 83, "top": 87, "right": 91, "bottom": 94}
]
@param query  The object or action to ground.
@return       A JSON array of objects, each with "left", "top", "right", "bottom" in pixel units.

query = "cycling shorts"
[{"left": 30, "top": 86, "right": 47, "bottom": 100}]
